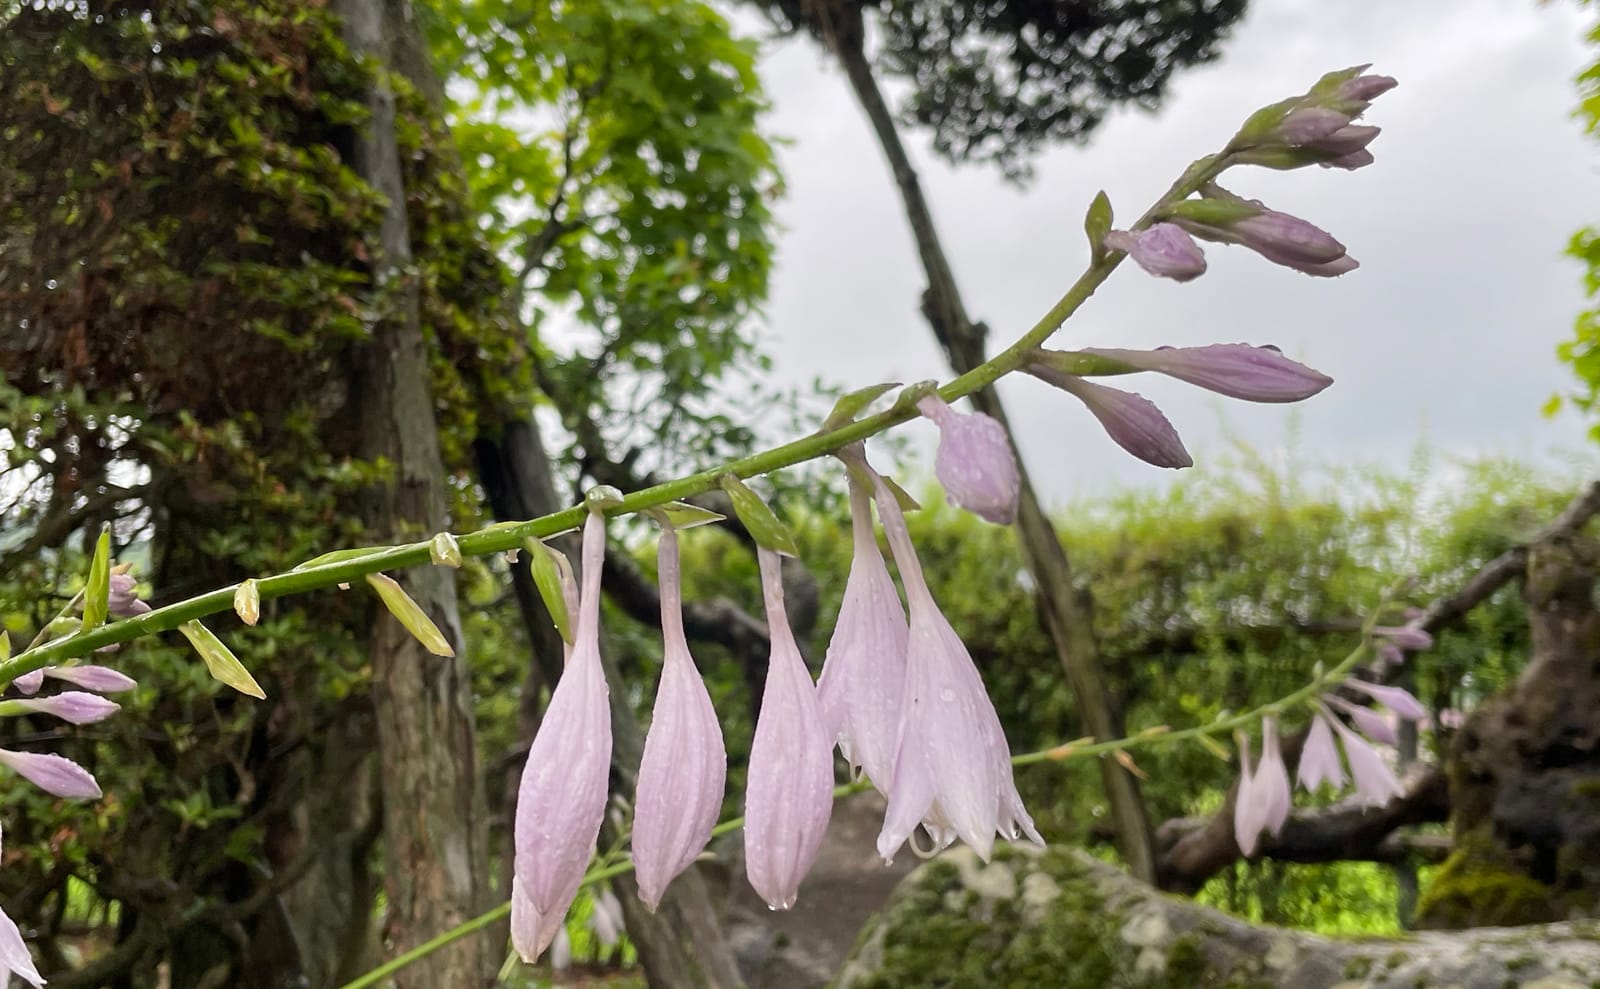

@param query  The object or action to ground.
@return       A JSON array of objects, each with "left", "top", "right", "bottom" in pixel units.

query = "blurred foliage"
[{"left": 1554, "top": 0, "right": 1600, "bottom": 435}]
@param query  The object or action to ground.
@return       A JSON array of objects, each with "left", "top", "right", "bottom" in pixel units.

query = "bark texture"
[
  {"left": 336, "top": 0, "right": 489, "bottom": 982},
  {"left": 835, "top": 845, "right": 1600, "bottom": 989},
  {"left": 1417, "top": 533, "right": 1600, "bottom": 929}
]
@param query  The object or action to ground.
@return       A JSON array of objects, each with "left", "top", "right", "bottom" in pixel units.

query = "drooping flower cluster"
[{"left": 1233, "top": 630, "right": 1431, "bottom": 857}]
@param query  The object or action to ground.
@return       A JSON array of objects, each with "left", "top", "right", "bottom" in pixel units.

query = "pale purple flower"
[
  {"left": 107, "top": 572, "right": 151, "bottom": 618},
  {"left": 1103, "top": 224, "right": 1207, "bottom": 282},
  {"left": 915, "top": 395, "right": 1020, "bottom": 524},
  {"left": 1332, "top": 67, "right": 1398, "bottom": 109},
  {"left": 512, "top": 512, "right": 613, "bottom": 962},
  {"left": 815, "top": 472, "right": 907, "bottom": 794},
  {"left": 0, "top": 748, "right": 101, "bottom": 799},
  {"left": 1277, "top": 105, "right": 1353, "bottom": 145},
  {"left": 1373, "top": 624, "right": 1432, "bottom": 652},
  {"left": 1329, "top": 716, "right": 1404, "bottom": 807},
  {"left": 873, "top": 473, "right": 1041, "bottom": 862},
  {"left": 632, "top": 525, "right": 727, "bottom": 911},
  {"left": 1169, "top": 196, "right": 1356, "bottom": 277},
  {"left": 1296, "top": 713, "right": 1345, "bottom": 792},
  {"left": 1230, "top": 211, "right": 1349, "bottom": 270},
  {"left": 589, "top": 886, "right": 625, "bottom": 949},
  {"left": 548, "top": 924, "right": 572, "bottom": 972},
  {"left": 33, "top": 665, "right": 136, "bottom": 694},
  {"left": 9, "top": 692, "right": 120, "bottom": 726},
  {"left": 0, "top": 828, "right": 44, "bottom": 988},
  {"left": 1233, "top": 717, "right": 1291, "bottom": 857},
  {"left": 1345, "top": 680, "right": 1427, "bottom": 722},
  {"left": 10, "top": 671, "right": 42, "bottom": 697},
  {"left": 1321, "top": 148, "right": 1375, "bottom": 171},
  {"left": 1079, "top": 344, "right": 1333, "bottom": 403},
  {"left": 1027, "top": 366, "right": 1192, "bottom": 469},
  {"left": 744, "top": 548, "right": 834, "bottom": 910},
  {"left": 1326, "top": 695, "right": 1398, "bottom": 746}
]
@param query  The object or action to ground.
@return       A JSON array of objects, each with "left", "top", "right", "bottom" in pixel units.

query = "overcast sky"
[{"left": 736, "top": 0, "right": 1600, "bottom": 503}]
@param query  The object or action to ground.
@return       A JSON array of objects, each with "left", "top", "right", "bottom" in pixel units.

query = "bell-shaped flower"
[
  {"left": 1373, "top": 624, "right": 1432, "bottom": 653},
  {"left": 744, "top": 548, "right": 834, "bottom": 910},
  {"left": 10, "top": 671, "right": 42, "bottom": 696},
  {"left": 0, "top": 748, "right": 101, "bottom": 799},
  {"left": 1296, "top": 712, "right": 1345, "bottom": 792},
  {"left": 1325, "top": 694, "right": 1397, "bottom": 746},
  {"left": 872, "top": 473, "right": 1041, "bottom": 862},
  {"left": 1329, "top": 715, "right": 1404, "bottom": 808},
  {"left": 1233, "top": 717, "right": 1291, "bottom": 857},
  {"left": 512, "top": 512, "right": 613, "bottom": 962},
  {"left": 1027, "top": 365, "right": 1192, "bottom": 469},
  {"left": 6, "top": 692, "right": 120, "bottom": 726},
  {"left": 815, "top": 472, "right": 907, "bottom": 794},
  {"left": 1346, "top": 680, "right": 1426, "bottom": 722},
  {"left": 632, "top": 525, "right": 727, "bottom": 911},
  {"left": 107, "top": 572, "right": 151, "bottom": 618},
  {"left": 1103, "top": 224, "right": 1207, "bottom": 282},
  {"left": 915, "top": 395, "right": 1019, "bottom": 524},
  {"left": 0, "top": 828, "right": 44, "bottom": 988},
  {"left": 1079, "top": 344, "right": 1332, "bottom": 404}
]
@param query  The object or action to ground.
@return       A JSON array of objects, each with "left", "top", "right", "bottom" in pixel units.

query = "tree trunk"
[
  {"left": 1417, "top": 533, "right": 1600, "bottom": 929},
  {"left": 335, "top": 0, "right": 490, "bottom": 983},
  {"left": 477, "top": 422, "right": 747, "bottom": 988},
  {"left": 827, "top": 21, "right": 1156, "bottom": 882}
]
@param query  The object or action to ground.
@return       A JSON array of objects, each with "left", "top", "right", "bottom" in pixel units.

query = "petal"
[
  {"left": 0, "top": 749, "right": 102, "bottom": 799},
  {"left": 633, "top": 529, "right": 727, "bottom": 911},
  {"left": 743, "top": 549, "right": 834, "bottom": 910},
  {"left": 815, "top": 478, "right": 908, "bottom": 793},
  {"left": 0, "top": 905, "right": 44, "bottom": 988},
  {"left": 15, "top": 692, "right": 120, "bottom": 726},
  {"left": 1296, "top": 712, "right": 1345, "bottom": 792},
  {"left": 43, "top": 665, "right": 137, "bottom": 693},
  {"left": 513, "top": 513, "right": 612, "bottom": 935}
]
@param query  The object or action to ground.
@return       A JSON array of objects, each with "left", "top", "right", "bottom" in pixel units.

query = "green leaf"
[
  {"left": 292, "top": 545, "right": 397, "bottom": 571},
  {"left": 657, "top": 501, "right": 725, "bottom": 530},
  {"left": 82, "top": 526, "right": 112, "bottom": 630},
  {"left": 365, "top": 575, "right": 455, "bottom": 657},
  {"left": 179, "top": 621, "right": 266, "bottom": 699},
  {"left": 1085, "top": 190, "right": 1113, "bottom": 263},
  {"left": 822, "top": 382, "right": 901, "bottom": 431},
  {"left": 718, "top": 475, "right": 799, "bottom": 557},
  {"left": 523, "top": 539, "right": 575, "bottom": 644},
  {"left": 880, "top": 477, "right": 923, "bottom": 513},
  {"left": 233, "top": 579, "right": 261, "bottom": 626},
  {"left": 0, "top": 630, "right": 9, "bottom": 663}
]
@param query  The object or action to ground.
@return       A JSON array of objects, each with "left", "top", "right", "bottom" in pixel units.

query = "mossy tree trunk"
[{"left": 1417, "top": 533, "right": 1600, "bottom": 929}]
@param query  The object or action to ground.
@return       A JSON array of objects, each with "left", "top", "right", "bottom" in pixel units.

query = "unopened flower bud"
[
  {"left": 1103, "top": 224, "right": 1207, "bottom": 282},
  {"left": 1027, "top": 365, "right": 1192, "bottom": 469},
  {"left": 9, "top": 692, "right": 121, "bottom": 726},
  {"left": 915, "top": 395, "right": 1020, "bottom": 524},
  {"left": 1077, "top": 344, "right": 1332, "bottom": 403}
]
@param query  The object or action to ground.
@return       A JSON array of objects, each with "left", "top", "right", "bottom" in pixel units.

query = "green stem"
[{"left": 3, "top": 151, "right": 1236, "bottom": 681}]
